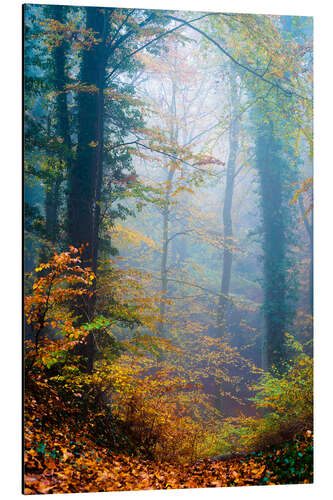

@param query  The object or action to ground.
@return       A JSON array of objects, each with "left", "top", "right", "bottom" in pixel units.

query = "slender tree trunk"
[
  {"left": 298, "top": 194, "right": 313, "bottom": 316},
  {"left": 45, "top": 175, "right": 61, "bottom": 242},
  {"left": 159, "top": 166, "right": 175, "bottom": 336},
  {"left": 44, "top": 5, "right": 72, "bottom": 246},
  {"left": 51, "top": 6, "right": 71, "bottom": 148},
  {"left": 43, "top": 109, "right": 60, "bottom": 246},
  {"left": 159, "top": 79, "right": 178, "bottom": 336},
  {"left": 52, "top": 4, "right": 72, "bottom": 249},
  {"left": 92, "top": 88, "right": 105, "bottom": 273},
  {"left": 216, "top": 76, "right": 240, "bottom": 338},
  {"left": 215, "top": 76, "right": 240, "bottom": 412}
]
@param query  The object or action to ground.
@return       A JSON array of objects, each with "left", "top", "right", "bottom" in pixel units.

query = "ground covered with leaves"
[
  {"left": 24, "top": 436, "right": 313, "bottom": 494},
  {"left": 25, "top": 384, "right": 313, "bottom": 495}
]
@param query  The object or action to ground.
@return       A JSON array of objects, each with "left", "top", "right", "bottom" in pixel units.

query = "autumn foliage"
[
  {"left": 25, "top": 246, "right": 95, "bottom": 362},
  {"left": 24, "top": 248, "right": 313, "bottom": 493},
  {"left": 23, "top": 5, "right": 313, "bottom": 494}
]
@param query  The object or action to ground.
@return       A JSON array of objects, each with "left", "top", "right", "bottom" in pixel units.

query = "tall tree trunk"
[
  {"left": 51, "top": 6, "right": 71, "bottom": 148},
  {"left": 215, "top": 75, "right": 240, "bottom": 412},
  {"left": 159, "top": 166, "right": 175, "bottom": 336},
  {"left": 159, "top": 79, "right": 178, "bottom": 336},
  {"left": 45, "top": 175, "right": 61, "bottom": 242},
  {"left": 216, "top": 76, "right": 240, "bottom": 338},
  {"left": 91, "top": 69, "right": 106, "bottom": 274},
  {"left": 44, "top": 5, "right": 71, "bottom": 247},
  {"left": 68, "top": 7, "right": 106, "bottom": 269},
  {"left": 256, "top": 119, "right": 287, "bottom": 372},
  {"left": 67, "top": 7, "right": 107, "bottom": 372},
  {"left": 298, "top": 194, "right": 313, "bottom": 316}
]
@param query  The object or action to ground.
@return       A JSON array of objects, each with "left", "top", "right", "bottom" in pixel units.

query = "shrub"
[{"left": 212, "top": 336, "right": 313, "bottom": 455}]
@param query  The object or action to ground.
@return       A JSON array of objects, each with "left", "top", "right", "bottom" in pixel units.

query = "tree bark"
[
  {"left": 256, "top": 119, "right": 287, "bottom": 372},
  {"left": 159, "top": 79, "right": 178, "bottom": 336},
  {"left": 45, "top": 5, "right": 72, "bottom": 246},
  {"left": 216, "top": 75, "right": 240, "bottom": 338},
  {"left": 298, "top": 194, "right": 313, "bottom": 316},
  {"left": 159, "top": 165, "right": 176, "bottom": 336},
  {"left": 67, "top": 7, "right": 107, "bottom": 372},
  {"left": 68, "top": 7, "right": 106, "bottom": 270}
]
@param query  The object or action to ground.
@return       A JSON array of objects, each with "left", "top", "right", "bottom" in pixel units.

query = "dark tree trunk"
[
  {"left": 44, "top": 5, "right": 72, "bottom": 246},
  {"left": 50, "top": 5, "right": 71, "bottom": 147},
  {"left": 68, "top": 7, "right": 106, "bottom": 271},
  {"left": 45, "top": 177, "right": 61, "bottom": 241},
  {"left": 67, "top": 7, "right": 107, "bottom": 372},
  {"left": 298, "top": 194, "right": 313, "bottom": 316},
  {"left": 256, "top": 119, "right": 287, "bottom": 372}
]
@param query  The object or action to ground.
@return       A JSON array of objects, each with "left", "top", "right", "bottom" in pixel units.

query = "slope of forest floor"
[
  {"left": 24, "top": 331, "right": 313, "bottom": 495},
  {"left": 24, "top": 433, "right": 313, "bottom": 494},
  {"left": 24, "top": 382, "right": 313, "bottom": 494}
]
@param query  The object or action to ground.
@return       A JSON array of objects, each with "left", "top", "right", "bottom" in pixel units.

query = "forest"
[{"left": 23, "top": 4, "right": 313, "bottom": 494}]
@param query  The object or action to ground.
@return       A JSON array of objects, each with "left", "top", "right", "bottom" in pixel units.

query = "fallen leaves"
[
  {"left": 24, "top": 366, "right": 313, "bottom": 495},
  {"left": 24, "top": 433, "right": 313, "bottom": 494}
]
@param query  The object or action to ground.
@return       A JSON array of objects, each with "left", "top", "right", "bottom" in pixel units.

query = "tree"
[
  {"left": 255, "top": 115, "right": 290, "bottom": 371},
  {"left": 206, "top": 13, "right": 312, "bottom": 371},
  {"left": 216, "top": 67, "right": 241, "bottom": 337},
  {"left": 67, "top": 7, "right": 107, "bottom": 272},
  {"left": 44, "top": 5, "right": 72, "bottom": 247}
]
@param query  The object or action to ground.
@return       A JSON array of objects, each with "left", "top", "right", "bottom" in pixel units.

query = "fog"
[{"left": 24, "top": 5, "right": 313, "bottom": 468}]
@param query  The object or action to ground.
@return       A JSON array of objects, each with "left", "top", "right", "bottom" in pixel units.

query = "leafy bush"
[
  {"left": 92, "top": 352, "right": 220, "bottom": 463},
  {"left": 24, "top": 249, "right": 221, "bottom": 465},
  {"left": 212, "top": 335, "right": 313, "bottom": 455}
]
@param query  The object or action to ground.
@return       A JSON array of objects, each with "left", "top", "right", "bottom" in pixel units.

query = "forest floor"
[
  {"left": 24, "top": 355, "right": 313, "bottom": 494},
  {"left": 24, "top": 428, "right": 313, "bottom": 494}
]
